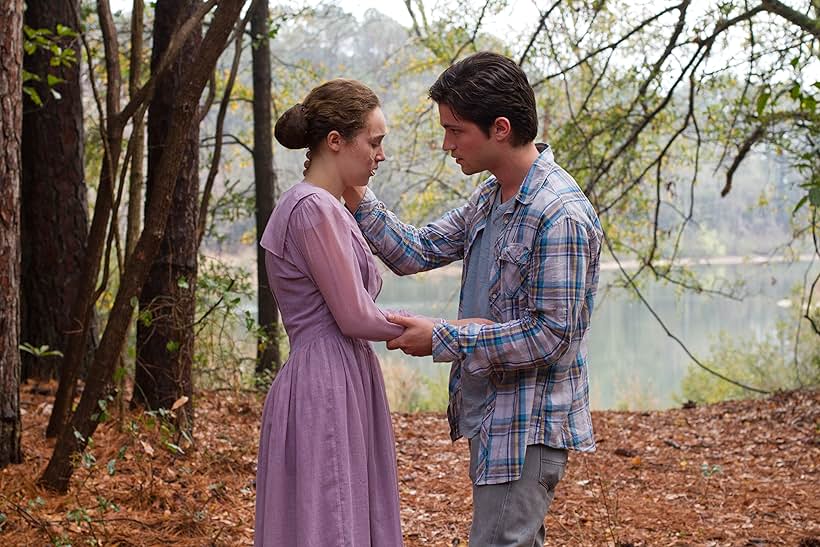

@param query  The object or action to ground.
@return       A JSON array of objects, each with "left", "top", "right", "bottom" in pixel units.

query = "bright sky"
[
  {"left": 107, "top": 0, "right": 540, "bottom": 37},
  {"left": 107, "top": 1, "right": 412, "bottom": 27}
]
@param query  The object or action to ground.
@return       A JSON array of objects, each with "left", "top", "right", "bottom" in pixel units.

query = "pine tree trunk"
[
  {"left": 251, "top": 0, "right": 281, "bottom": 376},
  {"left": 21, "top": 0, "right": 92, "bottom": 382},
  {"left": 133, "top": 0, "right": 201, "bottom": 431},
  {"left": 0, "top": 0, "right": 24, "bottom": 468},
  {"left": 44, "top": 0, "right": 126, "bottom": 440}
]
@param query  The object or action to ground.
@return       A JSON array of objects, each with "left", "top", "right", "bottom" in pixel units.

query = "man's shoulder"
[{"left": 526, "top": 163, "right": 600, "bottom": 232}]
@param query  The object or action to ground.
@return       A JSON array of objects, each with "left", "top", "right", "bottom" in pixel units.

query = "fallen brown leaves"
[{"left": 1, "top": 386, "right": 817, "bottom": 546}]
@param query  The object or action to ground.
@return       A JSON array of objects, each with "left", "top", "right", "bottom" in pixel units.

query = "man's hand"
[
  {"left": 342, "top": 185, "right": 367, "bottom": 213},
  {"left": 385, "top": 314, "right": 435, "bottom": 357}
]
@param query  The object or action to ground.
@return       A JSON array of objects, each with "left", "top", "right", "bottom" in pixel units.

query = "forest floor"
[{"left": 1, "top": 384, "right": 818, "bottom": 546}]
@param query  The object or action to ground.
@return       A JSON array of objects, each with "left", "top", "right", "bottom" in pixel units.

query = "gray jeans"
[{"left": 468, "top": 441, "right": 568, "bottom": 547}]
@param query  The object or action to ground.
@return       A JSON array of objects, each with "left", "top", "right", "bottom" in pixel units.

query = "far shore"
[{"left": 377, "top": 253, "right": 817, "bottom": 278}]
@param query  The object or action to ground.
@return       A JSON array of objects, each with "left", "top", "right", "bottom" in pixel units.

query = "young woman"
[{"left": 254, "top": 79, "right": 405, "bottom": 546}]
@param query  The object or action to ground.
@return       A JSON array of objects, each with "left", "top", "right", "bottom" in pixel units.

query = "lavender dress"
[{"left": 255, "top": 182, "right": 405, "bottom": 547}]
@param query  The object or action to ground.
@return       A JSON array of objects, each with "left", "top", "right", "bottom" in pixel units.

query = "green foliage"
[
  {"left": 700, "top": 463, "right": 722, "bottom": 478},
  {"left": 18, "top": 343, "right": 63, "bottom": 358},
  {"left": 22, "top": 24, "right": 78, "bottom": 106},
  {"left": 381, "top": 357, "right": 449, "bottom": 412},
  {"left": 679, "top": 293, "right": 820, "bottom": 404},
  {"left": 27, "top": 496, "right": 45, "bottom": 509},
  {"left": 192, "top": 256, "right": 265, "bottom": 390},
  {"left": 141, "top": 406, "right": 191, "bottom": 456},
  {"left": 91, "top": 396, "right": 113, "bottom": 424}
]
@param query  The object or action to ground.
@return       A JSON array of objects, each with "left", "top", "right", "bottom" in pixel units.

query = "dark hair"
[
  {"left": 429, "top": 52, "right": 537, "bottom": 146},
  {"left": 275, "top": 79, "right": 380, "bottom": 150}
]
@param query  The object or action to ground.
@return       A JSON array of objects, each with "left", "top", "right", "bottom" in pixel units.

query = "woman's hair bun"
[{"left": 274, "top": 103, "right": 309, "bottom": 149}]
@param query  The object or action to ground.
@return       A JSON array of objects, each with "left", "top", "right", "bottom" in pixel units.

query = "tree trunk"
[
  {"left": 126, "top": 0, "right": 145, "bottom": 261},
  {"left": 21, "top": 0, "right": 92, "bottom": 382},
  {"left": 133, "top": 0, "right": 201, "bottom": 432},
  {"left": 251, "top": 0, "right": 281, "bottom": 376},
  {"left": 120, "top": 0, "right": 146, "bottom": 423},
  {"left": 39, "top": 0, "right": 244, "bottom": 493},
  {"left": 44, "top": 0, "right": 124, "bottom": 439},
  {"left": 0, "top": 0, "right": 24, "bottom": 468}
]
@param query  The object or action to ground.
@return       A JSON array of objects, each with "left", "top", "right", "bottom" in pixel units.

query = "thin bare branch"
[
  {"left": 198, "top": 5, "right": 253, "bottom": 245},
  {"left": 518, "top": 1, "right": 561, "bottom": 66},
  {"left": 603, "top": 232, "right": 770, "bottom": 394},
  {"left": 201, "top": 133, "right": 254, "bottom": 156},
  {"left": 530, "top": 2, "right": 683, "bottom": 87},
  {"left": 118, "top": 0, "right": 218, "bottom": 124},
  {"left": 761, "top": 0, "right": 820, "bottom": 40}
]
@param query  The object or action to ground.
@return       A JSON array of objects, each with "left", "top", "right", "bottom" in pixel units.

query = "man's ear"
[
  {"left": 491, "top": 117, "right": 512, "bottom": 142},
  {"left": 326, "top": 130, "right": 343, "bottom": 151}
]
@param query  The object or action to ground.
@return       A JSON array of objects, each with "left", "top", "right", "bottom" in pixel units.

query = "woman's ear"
[
  {"left": 492, "top": 117, "right": 512, "bottom": 142},
  {"left": 326, "top": 130, "right": 343, "bottom": 152}
]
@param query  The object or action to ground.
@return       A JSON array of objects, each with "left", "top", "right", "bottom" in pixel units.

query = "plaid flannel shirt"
[{"left": 353, "top": 146, "right": 602, "bottom": 485}]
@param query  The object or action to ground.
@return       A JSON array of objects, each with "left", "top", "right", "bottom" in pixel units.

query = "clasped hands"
[
  {"left": 384, "top": 314, "right": 494, "bottom": 357},
  {"left": 384, "top": 314, "right": 435, "bottom": 357}
]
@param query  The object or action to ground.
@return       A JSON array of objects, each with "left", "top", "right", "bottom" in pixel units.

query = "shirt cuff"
[{"left": 432, "top": 321, "right": 460, "bottom": 362}]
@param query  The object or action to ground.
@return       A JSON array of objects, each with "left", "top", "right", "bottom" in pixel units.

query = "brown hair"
[
  {"left": 275, "top": 79, "right": 380, "bottom": 150},
  {"left": 429, "top": 52, "right": 537, "bottom": 146}
]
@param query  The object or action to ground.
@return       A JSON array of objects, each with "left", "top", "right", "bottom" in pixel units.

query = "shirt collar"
[
  {"left": 474, "top": 143, "right": 555, "bottom": 212},
  {"left": 515, "top": 144, "right": 554, "bottom": 205}
]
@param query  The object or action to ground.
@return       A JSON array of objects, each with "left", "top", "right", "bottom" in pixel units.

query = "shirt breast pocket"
[{"left": 498, "top": 243, "right": 530, "bottom": 299}]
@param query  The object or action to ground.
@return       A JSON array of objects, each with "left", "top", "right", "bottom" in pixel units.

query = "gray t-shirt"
[{"left": 459, "top": 189, "right": 514, "bottom": 438}]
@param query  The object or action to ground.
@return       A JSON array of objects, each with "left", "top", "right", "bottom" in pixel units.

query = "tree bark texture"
[
  {"left": 38, "top": 0, "right": 244, "bottom": 493},
  {"left": 126, "top": 0, "right": 145, "bottom": 261},
  {"left": 134, "top": 0, "right": 201, "bottom": 432},
  {"left": 251, "top": 0, "right": 281, "bottom": 375},
  {"left": 45, "top": 0, "right": 125, "bottom": 440},
  {"left": 21, "top": 0, "right": 92, "bottom": 382},
  {"left": 0, "top": 0, "right": 24, "bottom": 468}
]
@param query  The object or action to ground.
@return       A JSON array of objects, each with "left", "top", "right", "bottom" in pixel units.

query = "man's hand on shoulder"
[{"left": 343, "top": 186, "right": 367, "bottom": 213}]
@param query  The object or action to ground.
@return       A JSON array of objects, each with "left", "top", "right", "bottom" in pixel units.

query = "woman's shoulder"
[{"left": 292, "top": 184, "right": 346, "bottom": 218}]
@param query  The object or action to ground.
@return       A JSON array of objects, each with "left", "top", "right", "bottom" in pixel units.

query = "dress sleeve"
[{"left": 290, "top": 195, "right": 405, "bottom": 341}]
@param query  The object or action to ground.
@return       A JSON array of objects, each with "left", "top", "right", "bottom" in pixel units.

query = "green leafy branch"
[{"left": 22, "top": 24, "right": 79, "bottom": 107}]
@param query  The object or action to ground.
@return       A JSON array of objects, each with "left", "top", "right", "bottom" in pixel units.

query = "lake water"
[{"left": 372, "top": 259, "right": 812, "bottom": 410}]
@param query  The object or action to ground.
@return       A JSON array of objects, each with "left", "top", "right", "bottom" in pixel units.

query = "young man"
[{"left": 344, "top": 52, "right": 602, "bottom": 546}]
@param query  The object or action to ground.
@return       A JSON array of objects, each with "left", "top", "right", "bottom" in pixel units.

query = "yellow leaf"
[
  {"left": 140, "top": 440, "right": 155, "bottom": 456},
  {"left": 171, "top": 396, "right": 189, "bottom": 411}
]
